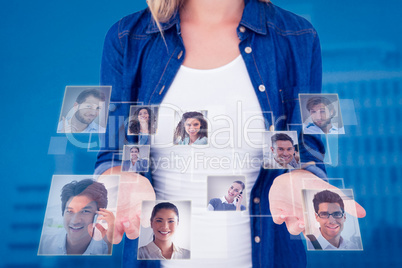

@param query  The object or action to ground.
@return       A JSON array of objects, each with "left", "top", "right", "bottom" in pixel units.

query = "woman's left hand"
[{"left": 269, "top": 169, "right": 366, "bottom": 235}]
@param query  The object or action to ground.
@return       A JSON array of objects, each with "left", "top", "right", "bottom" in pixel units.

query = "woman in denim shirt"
[{"left": 96, "top": 0, "right": 365, "bottom": 267}]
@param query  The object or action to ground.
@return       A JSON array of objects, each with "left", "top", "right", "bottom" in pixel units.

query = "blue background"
[{"left": 1, "top": 0, "right": 401, "bottom": 267}]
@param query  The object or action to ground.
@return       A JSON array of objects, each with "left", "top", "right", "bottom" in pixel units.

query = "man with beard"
[
  {"left": 264, "top": 133, "right": 299, "bottom": 169},
  {"left": 38, "top": 179, "right": 115, "bottom": 255},
  {"left": 58, "top": 88, "right": 106, "bottom": 133},
  {"left": 303, "top": 96, "right": 345, "bottom": 134},
  {"left": 307, "top": 190, "right": 358, "bottom": 250}
]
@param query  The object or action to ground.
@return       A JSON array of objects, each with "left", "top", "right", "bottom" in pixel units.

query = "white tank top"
[{"left": 151, "top": 55, "right": 264, "bottom": 267}]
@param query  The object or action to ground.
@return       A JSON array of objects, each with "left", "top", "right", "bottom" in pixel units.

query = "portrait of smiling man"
[
  {"left": 301, "top": 95, "right": 345, "bottom": 135},
  {"left": 57, "top": 87, "right": 111, "bottom": 133},
  {"left": 121, "top": 145, "right": 150, "bottom": 173},
  {"left": 38, "top": 178, "right": 116, "bottom": 255},
  {"left": 307, "top": 190, "right": 359, "bottom": 250},
  {"left": 263, "top": 132, "right": 300, "bottom": 169}
]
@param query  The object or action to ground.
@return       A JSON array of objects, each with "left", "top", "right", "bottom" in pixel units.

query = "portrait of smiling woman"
[
  {"left": 173, "top": 111, "right": 208, "bottom": 145},
  {"left": 128, "top": 106, "right": 157, "bottom": 135},
  {"left": 208, "top": 180, "right": 246, "bottom": 211},
  {"left": 138, "top": 202, "right": 190, "bottom": 260}
]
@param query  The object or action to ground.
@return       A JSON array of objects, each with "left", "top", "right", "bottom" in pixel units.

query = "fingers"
[
  {"left": 96, "top": 208, "right": 115, "bottom": 223},
  {"left": 356, "top": 202, "right": 366, "bottom": 218},
  {"left": 112, "top": 214, "right": 141, "bottom": 244},
  {"left": 270, "top": 209, "right": 305, "bottom": 235},
  {"left": 87, "top": 223, "right": 104, "bottom": 241},
  {"left": 284, "top": 216, "right": 305, "bottom": 235},
  {"left": 87, "top": 224, "right": 95, "bottom": 238},
  {"left": 113, "top": 222, "right": 124, "bottom": 244},
  {"left": 98, "top": 167, "right": 155, "bottom": 244},
  {"left": 271, "top": 210, "right": 286, "bottom": 225},
  {"left": 343, "top": 200, "right": 366, "bottom": 218},
  {"left": 337, "top": 193, "right": 366, "bottom": 218},
  {"left": 95, "top": 222, "right": 107, "bottom": 236},
  {"left": 124, "top": 213, "right": 141, "bottom": 240}
]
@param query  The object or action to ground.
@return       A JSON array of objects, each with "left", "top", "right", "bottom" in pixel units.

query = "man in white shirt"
[
  {"left": 264, "top": 133, "right": 299, "bottom": 169},
  {"left": 307, "top": 190, "right": 359, "bottom": 250},
  {"left": 58, "top": 88, "right": 106, "bottom": 133},
  {"left": 303, "top": 96, "right": 345, "bottom": 134},
  {"left": 38, "top": 179, "right": 114, "bottom": 255}
]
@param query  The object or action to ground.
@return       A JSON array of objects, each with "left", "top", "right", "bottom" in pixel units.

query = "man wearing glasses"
[{"left": 307, "top": 190, "right": 358, "bottom": 250}]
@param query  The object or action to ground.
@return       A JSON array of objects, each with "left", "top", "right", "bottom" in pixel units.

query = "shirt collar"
[
  {"left": 239, "top": 0, "right": 268, "bottom": 35},
  {"left": 220, "top": 196, "right": 237, "bottom": 205},
  {"left": 306, "top": 122, "right": 316, "bottom": 128},
  {"left": 306, "top": 122, "right": 338, "bottom": 134},
  {"left": 147, "top": 241, "right": 163, "bottom": 255},
  {"left": 59, "top": 229, "right": 103, "bottom": 255},
  {"left": 63, "top": 116, "right": 99, "bottom": 133},
  {"left": 146, "top": 0, "right": 268, "bottom": 35},
  {"left": 316, "top": 232, "right": 344, "bottom": 249},
  {"left": 147, "top": 241, "right": 181, "bottom": 259},
  {"left": 85, "top": 121, "right": 99, "bottom": 132},
  {"left": 146, "top": 9, "right": 180, "bottom": 34}
]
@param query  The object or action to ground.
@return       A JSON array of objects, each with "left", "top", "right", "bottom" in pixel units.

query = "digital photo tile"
[
  {"left": 57, "top": 86, "right": 111, "bottom": 133},
  {"left": 128, "top": 105, "right": 159, "bottom": 135},
  {"left": 38, "top": 175, "right": 119, "bottom": 255},
  {"left": 138, "top": 200, "right": 191, "bottom": 260},
  {"left": 121, "top": 145, "right": 150, "bottom": 173},
  {"left": 262, "top": 131, "right": 301, "bottom": 169},
  {"left": 173, "top": 110, "right": 208, "bottom": 145},
  {"left": 299, "top": 94, "right": 345, "bottom": 135},
  {"left": 207, "top": 175, "right": 247, "bottom": 211},
  {"left": 302, "top": 188, "right": 363, "bottom": 250}
]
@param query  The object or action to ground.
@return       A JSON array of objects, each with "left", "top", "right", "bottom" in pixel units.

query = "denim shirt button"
[
  {"left": 253, "top": 197, "right": 260, "bottom": 204},
  {"left": 269, "top": 125, "right": 275, "bottom": 131},
  {"left": 245, "top": 47, "right": 252, "bottom": 53},
  {"left": 254, "top": 236, "right": 261, "bottom": 243},
  {"left": 239, "top": 26, "right": 246, "bottom": 33},
  {"left": 258, "top": 85, "right": 265, "bottom": 92},
  {"left": 177, "top": 50, "right": 183, "bottom": 59}
]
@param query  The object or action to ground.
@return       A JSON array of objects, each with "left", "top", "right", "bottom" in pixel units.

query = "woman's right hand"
[
  {"left": 98, "top": 166, "right": 155, "bottom": 244},
  {"left": 236, "top": 194, "right": 243, "bottom": 211}
]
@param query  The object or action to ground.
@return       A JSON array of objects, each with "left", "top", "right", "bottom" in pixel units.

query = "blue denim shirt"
[{"left": 96, "top": 0, "right": 326, "bottom": 267}]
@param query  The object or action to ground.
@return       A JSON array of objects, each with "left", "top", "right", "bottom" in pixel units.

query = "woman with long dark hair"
[
  {"left": 173, "top": 111, "right": 207, "bottom": 145},
  {"left": 128, "top": 107, "right": 156, "bottom": 135}
]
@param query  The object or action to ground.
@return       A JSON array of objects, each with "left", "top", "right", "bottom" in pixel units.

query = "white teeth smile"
[
  {"left": 326, "top": 226, "right": 339, "bottom": 229},
  {"left": 159, "top": 231, "right": 169, "bottom": 234},
  {"left": 70, "top": 226, "right": 83, "bottom": 230}
]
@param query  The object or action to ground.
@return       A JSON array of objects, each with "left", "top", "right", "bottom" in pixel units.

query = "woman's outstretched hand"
[
  {"left": 98, "top": 166, "right": 155, "bottom": 244},
  {"left": 268, "top": 169, "right": 366, "bottom": 235}
]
